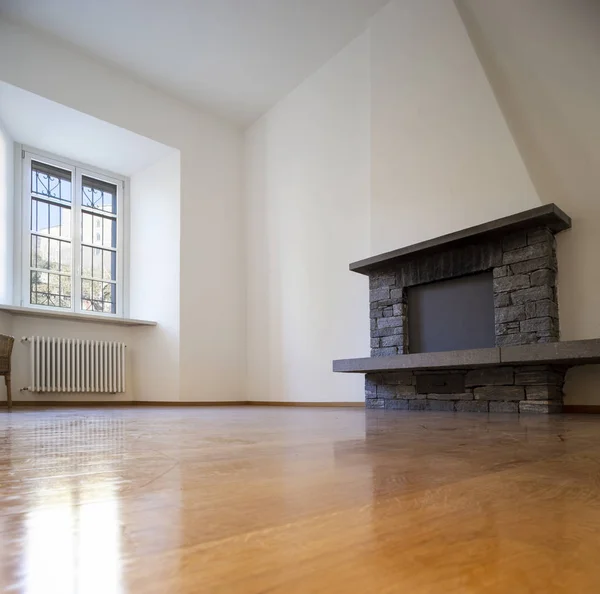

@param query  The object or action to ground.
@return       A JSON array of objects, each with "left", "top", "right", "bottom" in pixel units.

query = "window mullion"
[
  {"left": 73, "top": 168, "right": 82, "bottom": 314},
  {"left": 22, "top": 153, "right": 33, "bottom": 307}
]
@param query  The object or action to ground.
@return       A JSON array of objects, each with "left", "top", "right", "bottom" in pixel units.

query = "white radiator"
[{"left": 24, "top": 337, "right": 126, "bottom": 393}]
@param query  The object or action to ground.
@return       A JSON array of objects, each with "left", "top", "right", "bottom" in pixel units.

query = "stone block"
[
  {"left": 527, "top": 228, "right": 553, "bottom": 245},
  {"left": 372, "top": 299, "right": 395, "bottom": 308},
  {"left": 530, "top": 269, "right": 555, "bottom": 287},
  {"left": 494, "top": 293, "right": 511, "bottom": 308},
  {"left": 428, "top": 400, "right": 455, "bottom": 412},
  {"left": 465, "top": 367, "right": 514, "bottom": 387},
  {"left": 534, "top": 300, "right": 559, "bottom": 318},
  {"left": 366, "top": 399, "right": 385, "bottom": 409},
  {"left": 372, "top": 327, "right": 404, "bottom": 338},
  {"left": 382, "top": 307, "right": 395, "bottom": 317},
  {"left": 376, "top": 385, "right": 396, "bottom": 399},
  {"left": 474, "top": 386, "right": 524, "bottom": 401},
  {"left": 510, "top": 256, "right": 557, "bottom": 274},
  {"left": 392, "top": 303, "right": 405, "bottom": 316},
  {"left": 502, "top": 231, "right": 528, "bottom": 252},
  {"left": 370, "top": 338, "right": 380, "bottom": 349},
  {"left": 385, "top": 399, "right": 409, "bottom": 410},
  {"left": 370, "top": 287, "right": 390, "bottom": 302},
  {"left": 381, "top": 371, "right": 414, "bottom": 386},
  {"left": 525, "top": 302, "right": 536, "bottom": 318},
  {"left": 396, "top": 386, "right": 417, "bottom": 397},
  {"left": 495, "top": 322, "right": 520, "bottom": 335},
  {"left": 409, "top": 400, "right": 429, "bottom": 411},
  {"left": 416, "top": 373, "right": 465, "bottom": 394},
  {"left": 515, "top": 368, "right": 558, "bottom": 385},
  {"left": 519, "top": 400, "right": 562, "bottom": 414},
  {"left": 455, "top": 400, "right": 489, "bottom": 412},
  {"left": 510, "top": 286, "right": 554, "bottom": 305},
  {"left": 370, "top": 319, "right": 377, "bottom": 331},
  {"left": 526, "top": 385, "right": 563, "bottom": 401},
  {"left": 493, "top": 275, "right": 530, "bottom": 293},
  {"left": 390, "top": 288, "right": 405, "bottom": 301},
  {"left": 489, "top": 401, "right": 519, "bottom": 413},
  {"left": 377, "top": 316, "right": 403, "bottom": 329},
  {"left": 372, "top": 347, "right": 398, "bottom": 357},
  {"left": 496, "top": 333, "right": 538, "bottom": 346},
  {"left": 369, "top": 274, "right": 396, "bottom": 290},
  {"left": 427, "top": 393, "right": 473, "bottom": 401},
  {"left": 493, "top": 266, "right": 511, "bottom": 278},
  {"left": 503, "top": 242, "right": 552, "bottom": 265},
  {"left": 520, "top": 317, "right": 556, "bottom": 334},
  {"left": 495, "top": 306, "right": 526, "bottom": 323}
]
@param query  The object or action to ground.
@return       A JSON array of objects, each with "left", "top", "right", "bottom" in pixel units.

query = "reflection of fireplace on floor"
[{"left": 334, "top": 204, "right": 600, "bottom": 413}]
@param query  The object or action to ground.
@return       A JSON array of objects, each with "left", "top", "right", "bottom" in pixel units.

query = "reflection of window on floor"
[
  {"left": 25, "top": 484, "right": 121, "bottom": 594},
  {"left": 23, "top": 417, "right": 124, "bottom": 594}
]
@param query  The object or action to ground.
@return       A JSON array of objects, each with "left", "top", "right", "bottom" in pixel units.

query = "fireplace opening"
[{"left": 407, "top": 271, "right": 495, "bottom": 354}]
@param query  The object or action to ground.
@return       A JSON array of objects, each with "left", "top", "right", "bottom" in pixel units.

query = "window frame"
[{"left": 16, "top": 146, "right": 129, "bottom": 319}]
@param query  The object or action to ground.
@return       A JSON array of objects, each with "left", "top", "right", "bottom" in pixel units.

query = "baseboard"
[
  {"left": 6, "top": 400, "right": 247, "bottom": 408},
  {"left": 136, "top": 401, "right": 248, "bottom": 407},
  {"left": 247, "top": 401, "right": 365, "bottom": 408},
  {"left": 563, "top": 405, "right": 600, "bottom": 414},
  {"left": 4, "top": 400, "right": 364, "bottom": 408}
]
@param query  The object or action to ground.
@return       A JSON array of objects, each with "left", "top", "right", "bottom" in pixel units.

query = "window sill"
[{"left": 0, "top": 305, "right": 157, "bottom": 327}]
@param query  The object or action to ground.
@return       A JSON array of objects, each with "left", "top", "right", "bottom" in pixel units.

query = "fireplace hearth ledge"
[{"left": 333, "top": 339, "right": 600, "bottom": 373}]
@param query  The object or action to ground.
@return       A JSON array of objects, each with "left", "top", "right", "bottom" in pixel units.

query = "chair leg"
[{"left": 5, "top": 374, "right": 11, "bottom": 411}]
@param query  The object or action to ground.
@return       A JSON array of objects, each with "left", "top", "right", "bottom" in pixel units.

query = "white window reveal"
[{"left": 21, "top": 150, "right": 126, "bottom": 317}]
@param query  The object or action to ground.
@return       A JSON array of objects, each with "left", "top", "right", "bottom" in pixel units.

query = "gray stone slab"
[
  {"left": 349, "top": 205, "right": 571, "bottom": 275},
  {"left": 489, "top": 401, "right": 520, "bottom": 413},
  {"left": 465, "top": 367, "right": 514, "bottom": 387},
  {"left": 455, "top": 400, "right": 489, "bottom": 412},
  {"left": 332, "top": 348, "right": 501, "bottom": 373},
  {"left": 426, "top": 393, "right": 474, "bottom": 401},
  {"left": 500, "top": 339, "right": 600, "bottom": 366},
  {"left": 519, "top": 400, "right": 563, "bottom": 414},
  {"left": 474, "top": 386, "right": 524, "bottom": 401}
]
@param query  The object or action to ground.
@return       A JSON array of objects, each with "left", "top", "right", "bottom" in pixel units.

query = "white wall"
[
  {"left": 244, "top": 0, "right": 545, "bottom": 403},
  {"left": 130, "top": 151, "right": 181, "bottom": 402},
  {"left": 0, "top": 116, "right": 13, "bottom": 305},
  {"left": 245, "top": 33, "right": 371, "bottom": 403},
  {"left": 456, "top": 0, "right": 600, "bottom": 404},
  {"left": 369, "top": 0, "right": 541, "bottom": 254},
  {"left": 0, "top": 17, "right": 245, "bottom": 403}
]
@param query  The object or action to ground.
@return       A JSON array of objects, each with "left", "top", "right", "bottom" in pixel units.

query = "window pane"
[
  {"left": 31, "top": 235, "right": 71, "bottom": 274},
  {"left": 31, "top": 198, "right": 71, "bottom": 239},
  {"left": 81, "top": 212, "right": 116, "bottom": 248},
  {"left": 31, "top": 161, "right": 71, "bottom": 203},
  {"left": 81, "top": 279, "right": 115, "bottom": 313},
  {"left": 30, "top": 271, "right": 71, "bottom": 309},
  {"left": 81, "top": 246, "right": 116, "bottom": 281},
  {"left": 82, "top": 176, "right": 117, "bottom": 214}
]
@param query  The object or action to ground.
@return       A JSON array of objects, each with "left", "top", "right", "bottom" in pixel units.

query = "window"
[{"left": 20, "top": 149, "right": 126, "bottom": 316}]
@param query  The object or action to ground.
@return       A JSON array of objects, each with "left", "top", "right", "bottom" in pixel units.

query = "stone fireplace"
[{"left": 333, "top": 204, "right": 600, "bottom": 413}]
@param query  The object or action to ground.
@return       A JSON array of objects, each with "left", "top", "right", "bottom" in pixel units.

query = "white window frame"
[{"left": 15, "top": 146, "right": 129, "bottom": 319}]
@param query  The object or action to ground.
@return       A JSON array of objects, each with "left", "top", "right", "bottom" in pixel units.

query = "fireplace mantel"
[{"left": 349, "top": 204, "right": 571, "bottom": 275}]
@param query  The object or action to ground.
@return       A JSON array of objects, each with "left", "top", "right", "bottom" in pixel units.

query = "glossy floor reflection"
[{"left": 1, "top": 408, "right": 600, "bottom": 593}]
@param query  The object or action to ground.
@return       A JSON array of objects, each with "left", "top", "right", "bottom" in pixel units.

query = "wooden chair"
[{"left": 0, "top": 335, "right": 14, "bottom": 410}]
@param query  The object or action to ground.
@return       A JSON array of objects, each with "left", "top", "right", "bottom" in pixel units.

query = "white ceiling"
[
  {"left": 0, "top": 81, "right": 176, "bottom": 176},
  {"left": 0, "top": 0, "right": 390, "bottom": 126}
]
